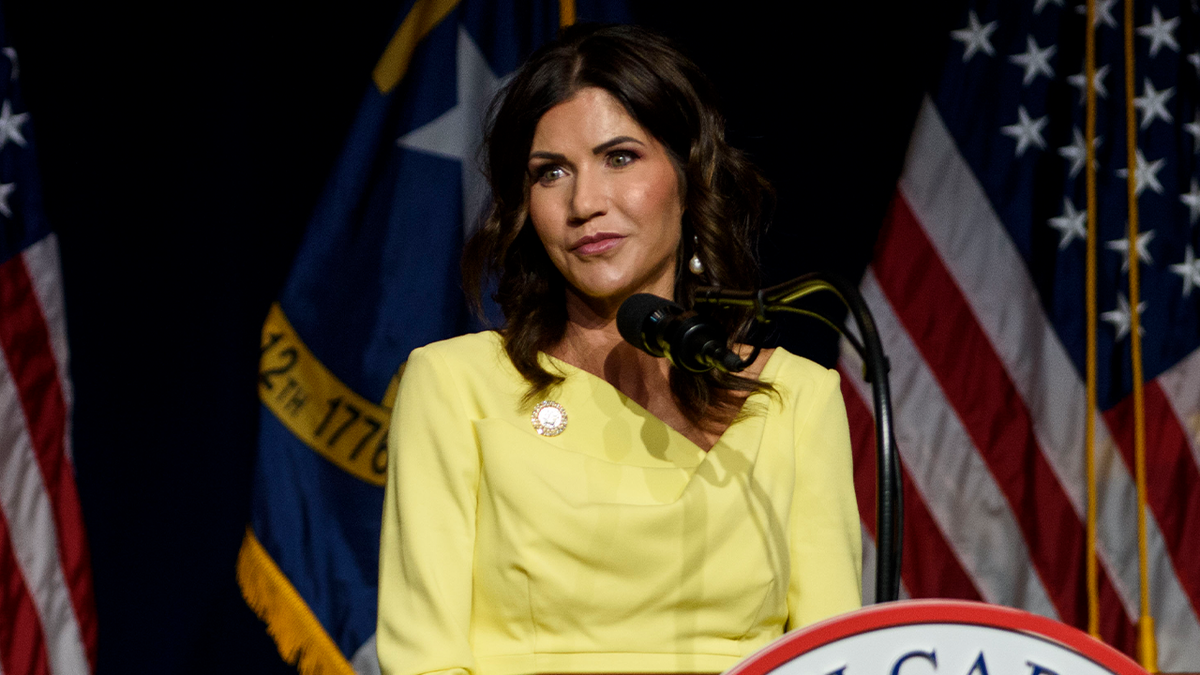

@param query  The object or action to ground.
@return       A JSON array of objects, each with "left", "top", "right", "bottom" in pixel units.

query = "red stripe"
[
  {"left": 0, "top": 507, "right": 52, "bottom": 675},
  {"left": 840, "top": 367, "right": 983, "bottom": 601},
  {"left": 0, "top": 252, "right": 97, "bottom": 668},
  {"left": 1103, "top": 381, "right": 1200, "bottom": 616},
  {"left": 841, "top": 369, "right": 878, "bottom": 536},
  {"left": 874, "top": 194, "right": 1136, "bottom": 653}
]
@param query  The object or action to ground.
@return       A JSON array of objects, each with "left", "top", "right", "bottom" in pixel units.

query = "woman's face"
[{"left": 526, "top": 87, "right": 684, "bottom": 315}]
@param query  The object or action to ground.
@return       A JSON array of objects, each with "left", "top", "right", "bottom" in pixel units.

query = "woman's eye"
[
  {"left": 608, "top": 150, "right": 637, "bottom": 168},
  {"left": 534, "top": 165, "right": 565, "bottom": 184}
]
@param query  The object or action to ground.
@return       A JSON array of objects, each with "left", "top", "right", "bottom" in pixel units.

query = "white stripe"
[
  {"left": 898, "top": 97, "right": 1200, "bottom": 669},
  {"left": 1149, "top": 345, "right": 1200, "bottom": 668},
  {"left": 351, "top": 634, "right": 381, "bottom": 675},
  {"left": 845, "top": 272, "right": 1059, "bottom": 618},
  {"left": 0, "top": 351, "right": 89, "bottom": 675},
  {"left": 859, "top": 524, "right": 877, "bottom": 606},
  {"left": 20, "top": 234, "right": 74, "bottom": 464},
  {"left": 1157, "top": 345, "right": 1200, "bottom": 470}
]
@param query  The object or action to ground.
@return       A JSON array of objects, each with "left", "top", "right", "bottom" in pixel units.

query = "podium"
[{"left": 726, "top": 600, "right": 1150, "bottom": 675}]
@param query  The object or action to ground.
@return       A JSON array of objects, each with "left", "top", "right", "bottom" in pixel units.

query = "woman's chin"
[{"left": 564, "top": 266, "right": 676, "bottom": 309}]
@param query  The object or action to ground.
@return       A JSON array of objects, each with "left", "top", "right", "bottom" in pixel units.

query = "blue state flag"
[{"left": 237, "top": 2, "right": 628, "bottom": 673}]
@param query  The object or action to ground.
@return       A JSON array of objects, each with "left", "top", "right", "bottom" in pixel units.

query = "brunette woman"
[{"left": 377, "top": 23, "right": 861, "bottom": 675}]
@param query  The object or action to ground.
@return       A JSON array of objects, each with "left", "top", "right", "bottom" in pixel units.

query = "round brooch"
[{"left": 530, "top": 400, "right": 568, "bottom": 436}]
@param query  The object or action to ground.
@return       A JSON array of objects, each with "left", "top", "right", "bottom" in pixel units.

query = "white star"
[
  {"left": 1181, "top": 179, "right": 1200, "bottom": 223},
  {"left": 1001, "top": 106, "right": 1048, "bottom": 157},
  {"left": 951, "top": 10, "right": 998, "bottom": 62},
  {"left": 1185, "top": 110, "right": 1200, "bottom": 153},
  {"left": 1058, "top": 127, "right": 1100, "bottom": 178},
  {"left": 1169, "top": 245, "right": 1200, "bottom": 298},
  {"left": 1115, "top": 149, "right": 1165, "bottom": 196},
  {"left": 1067, "top": 64, "right": 1109, "bottom": 101},
  {"left": 0, "top": 101, "right": 28, "bottom": 151},
  {"left": 1035, "top": 0, "right": 1064, "bottom": 12},
  {"left": 1078, "top": 0, "right": 1119, "bottom": 27},
  {"left": 1133, "top": 78, "right": 1174, "bottom": 129},
  {"left": 1105, "top": 229, "right": 1156, "bottom": 271},
  {"left": 2, "top": 48, "right": 16, "bottom": 80},
  {"left": 1009, "top": 35, "right": 1057, "bottom": 85},
  {"left": 397, "top": 26, "right": 505, "bottom": 236},
  {"left": 0, "top": 182, "right": 13, "bottom": 217},
  {"left": 1137, "top": 7, "right": 1180, "bottom": 57},
  {"left": 1049, "top": 198, "right": 1087, "bottom": 249},
  {"left": 1189, "top": 52, "right": 1200, "bottom": 76},
  {"left": 1101, "top": 293, "right": 1146, "bottom": 341}
]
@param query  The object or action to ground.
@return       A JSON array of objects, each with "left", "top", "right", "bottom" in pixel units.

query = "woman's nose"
[{"left": 568, "top": 169, "right": 606, "bottom": 223}]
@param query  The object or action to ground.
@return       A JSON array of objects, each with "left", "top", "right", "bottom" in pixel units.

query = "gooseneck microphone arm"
[{"left": 694, "top": 273, "right": 903, "bottom": 604}]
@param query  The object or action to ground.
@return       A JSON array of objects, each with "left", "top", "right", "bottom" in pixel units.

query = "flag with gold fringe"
[
  {"left": 840, "top": 0, "right": 1200, "bottom": 671},
  {"left": 0, "top": 10, "right": 97, "bottom": 675},
  {"left": 238, "top": 2, "right": 627, "bottom": 672}
]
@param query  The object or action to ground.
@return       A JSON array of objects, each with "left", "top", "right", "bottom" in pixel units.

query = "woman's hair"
[{"left": 462, "top": 22, "right": 775, "bottom": 428}]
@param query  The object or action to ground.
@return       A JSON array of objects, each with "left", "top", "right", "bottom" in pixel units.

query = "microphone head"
[{"left": 617, "top": 293, "right": 678, "bottom": 357}]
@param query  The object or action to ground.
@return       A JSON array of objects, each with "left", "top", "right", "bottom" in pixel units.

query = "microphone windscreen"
[{"left": 617, "top": 293, "right": 676, "bottom": 352}]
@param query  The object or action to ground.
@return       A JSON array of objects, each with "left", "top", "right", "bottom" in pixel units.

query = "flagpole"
[
  {"left": 1121, "top": 0, "right": 1156, "bottom": 670},
  {"left": 1083, "top": 0, "right": 1101, "bottom": 641}
]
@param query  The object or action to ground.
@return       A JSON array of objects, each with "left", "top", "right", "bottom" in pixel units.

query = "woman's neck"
[
  {"left": 547, "top": 288, "right": 674, "bottom": 410},
  {"left": 545, "top": 286, "right": 774, "bottom": 452}
]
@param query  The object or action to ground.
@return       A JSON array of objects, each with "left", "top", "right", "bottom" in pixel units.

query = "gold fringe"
[
  {"left": 237, "top": 527, "right": 356, "bottom": 675},
  {"left": 372, "top": 0, "right": 462, "bottom": 94},
  {"left": 558, "top": 0, "right": 575, "bottom": 27}
]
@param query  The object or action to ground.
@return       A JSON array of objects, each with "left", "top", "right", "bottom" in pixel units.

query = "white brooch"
[{"left": 530, "top": 400, "right": 568, "bottom": 436}]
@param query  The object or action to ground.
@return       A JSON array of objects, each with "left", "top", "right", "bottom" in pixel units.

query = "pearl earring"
[{"left": 688, "top": 236, "right": 705, "bottom": 275}]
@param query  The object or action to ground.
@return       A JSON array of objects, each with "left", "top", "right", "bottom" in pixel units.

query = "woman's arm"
[
  {"left": 378, "top": 346, "right": 480, "bottom": 675},
  {"left": 785, "top": 366, "right": 864, "bottom": 630}
]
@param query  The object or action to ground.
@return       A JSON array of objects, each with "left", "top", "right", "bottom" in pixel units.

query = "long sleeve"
[
  {"left": 785, "top": 366, "right": 863, "bottom": 630},
  {"left": 378, "top": 346, "right": 480, "bottom": 675}
]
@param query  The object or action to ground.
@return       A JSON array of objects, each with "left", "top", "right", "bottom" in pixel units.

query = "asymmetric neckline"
[{"left": 536, "top": 344, "right": 786, "bottom": 457}]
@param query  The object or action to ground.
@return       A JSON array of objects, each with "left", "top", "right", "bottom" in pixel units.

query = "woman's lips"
[{"left": 571, "top": 232, "right": 624, "bottom": 255}]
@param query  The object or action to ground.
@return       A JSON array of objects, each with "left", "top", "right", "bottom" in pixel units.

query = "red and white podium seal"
[{"left": 726, "top": 600, "right": 1148, "bottom": 675}]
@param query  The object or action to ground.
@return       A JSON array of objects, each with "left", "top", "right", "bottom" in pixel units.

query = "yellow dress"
[{"left": 377, "top": 331, "right": 861, "bottom": 675}]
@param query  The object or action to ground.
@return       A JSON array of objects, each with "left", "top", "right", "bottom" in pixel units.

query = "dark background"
[{"left": 5, "top": 2, "right": 944, "bottom": 673}]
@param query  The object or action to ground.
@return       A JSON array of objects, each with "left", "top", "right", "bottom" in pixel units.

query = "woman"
[{"left": 377, "top": 23, "right": 861, "bottom": 675}]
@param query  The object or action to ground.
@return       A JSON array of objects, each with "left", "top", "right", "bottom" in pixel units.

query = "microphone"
[{"left": 616, "top": 294, "right": 744, "bottom": 373}]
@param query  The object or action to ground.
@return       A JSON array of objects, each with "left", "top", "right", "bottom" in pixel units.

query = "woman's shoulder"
[
  {"left": 398, "top": 331, "right": 528, "bottom": 413},
  {"left": 412, "top": 330, "right": 504, "bottom": 360},
  {"left": 762, "top": 346, "right": 840, "bottom": 383},
  {"left": 759, "top": 346, "right": 844, "bottom": 412},
  {"left": 405, "top": 330, "right": 516, "bottom": 384}
]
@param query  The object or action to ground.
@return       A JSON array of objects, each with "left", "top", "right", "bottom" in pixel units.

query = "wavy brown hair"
[{"left": 462, "top": 23, "right": 775, "bottom": 428}]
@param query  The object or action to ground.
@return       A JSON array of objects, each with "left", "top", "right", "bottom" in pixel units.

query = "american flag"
[
  {"left": 0, "top": 26, "right": 96, "bottom": 675},
  {"left": 841, "top": 0, "right": 1200, "bottom": 670}
]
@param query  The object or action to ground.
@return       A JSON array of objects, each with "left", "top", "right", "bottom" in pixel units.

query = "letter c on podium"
[{"left": 892, "top": 650, "right": 938, "bottom": 675}]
